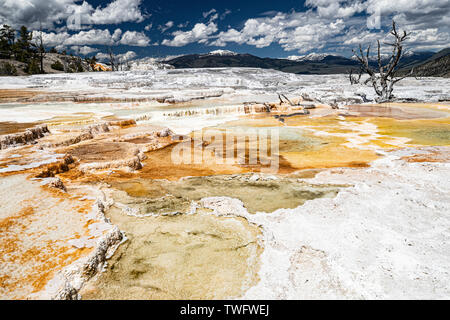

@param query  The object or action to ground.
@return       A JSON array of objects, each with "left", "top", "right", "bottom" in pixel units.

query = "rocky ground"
[{"left": 0, "top": 53, "right": 91, "bottom": 76}]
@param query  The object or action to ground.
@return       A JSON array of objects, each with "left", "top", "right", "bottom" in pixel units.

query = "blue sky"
[{"left": 1, "top": 0, "right": 449, "bottom": 61}]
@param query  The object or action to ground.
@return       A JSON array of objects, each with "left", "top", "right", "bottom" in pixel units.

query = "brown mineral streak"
[{"left": 0, "top": 89, "right": 41, "bottom": 102}]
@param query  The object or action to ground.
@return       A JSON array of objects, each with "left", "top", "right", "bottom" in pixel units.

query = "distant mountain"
[
  {"left": 165, "top": 50, "right": 439, "bottom": 75},
  {"left": 351, "top": 51, "right": 435, "bottom": 69},
  {"left": 399, "top": 48, "right": 450, "bottom": 77},
  {"left": 165, "top": 51, "right": 361, "bottom": 74},
  {"left": 208, "top": 50, "right": 239, "bottom": 56},
  {"left": 394, "top": 51, "right": 436, "bottom": 69}
]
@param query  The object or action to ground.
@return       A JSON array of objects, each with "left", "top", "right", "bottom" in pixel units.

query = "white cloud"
[
  {"left": 35, "top": 31, "right": 71, "bottom": 47},
  {"left": 158, "top": 21, "right": 174, "bottom": 33},
  {"left": 89, "top": 0, "right": 146, "bottom": 25},
  {"left": 64, "top": 29, "right": 117, "bottom": 46},
  {"left": 177, "top": 22, "right": 189, "bottom": 28},
  {"left": 145, "top": 24, "right": 153, "bottom": 31},
  {"left": 162, "top": 22, "right": 218, "bottom": 47},
  {"left": 220, "top": 9, "right": 232, "bottom": 20},
  {"left": 202, "top": 9, "right": 217, "bottom": 19},
  {"left": 0, "top": 0, "right": 73, "bottom": 29},
  {"left": 119, "top": 31, "right": 150, "bottom": 46},
  {"left": 209, "top": 12, "right": 346, "bottom": 52},
  {"left": 306, "top": 0, "right": 365, "bottom": 18},
  {"left": 208, "top": 13, "right": 219, "bottom": 23},
  {"left": 38, "top": 28, "right": 149, "bottom": 48},
  {"left": 112, "top": 29, "right": 123, "bottom": 42},
  {"left": 118, "top": 50, "right": 137, "bottom": 61},
  {"left": 208, "top": 1, "right": 450, "bottom": 53},
  {"left": 70, "top": 45, "right": 98, "bottom": 55},
  {"left": 0, "top": 0, "right": 146, "bottom": 30},
  {"left": 95, "top": 52, "right": 110, "bottom": 61},
  {"left": 342, "top": 29, "right": 384, "bottom": 45},
  {"left": 1, "top": 0, "right": 449, "bottom": 54},
  {"left": 96, "top": 50, "right": 137, "bottom": 62}
]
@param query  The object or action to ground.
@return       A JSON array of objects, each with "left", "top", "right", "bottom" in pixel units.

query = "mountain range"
[
  {"left": 165, "top": 49, "right": 449, "bottom": 77},
  {"left": 399, "top": 48, "right": 450, "bottom": 77}
]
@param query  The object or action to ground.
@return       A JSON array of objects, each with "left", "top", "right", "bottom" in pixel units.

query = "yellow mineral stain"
[
  {"left": 379, "top": 102, "right": 450, "bottom": 113},
  {"left": 369, "top": 118, "right": 450, "bottom": 146},
  {"left": 281, "top": 145, "right": 376, "bottom": 170},
  {"left": 223, "top": 115, "right": 380, "bottom": 170}
]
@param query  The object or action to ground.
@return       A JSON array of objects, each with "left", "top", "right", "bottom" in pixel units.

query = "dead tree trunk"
[
  {"left": 108, "top": 47, "right": 117, "bottom": 71},
  {"left": 350, "top": 21, "right": 413, "bottom": 103},
  {"left": 33, "top": 25, "right": 46, "bottom": 74}
]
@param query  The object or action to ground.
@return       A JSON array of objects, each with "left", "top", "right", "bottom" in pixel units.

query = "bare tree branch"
[
  {"left": 108, "top": 47, "right": 116, "bottom": 71},
  {"left": 32, "top": 23, "right": 46, "bottom": 73},
  {"left": 281, "top": 94, "right": 295, "bottom": 106},
  {"left": 349, "top": 20, "right": 410, "bottom": 102}
]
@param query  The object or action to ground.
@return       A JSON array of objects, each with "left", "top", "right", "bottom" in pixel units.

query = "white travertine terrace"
[
  {"left": 0, "top": 69, "right": 449, "bottom": 104},
  {"left": 0, "top": 69, "right": 449, "bottom": 299}
]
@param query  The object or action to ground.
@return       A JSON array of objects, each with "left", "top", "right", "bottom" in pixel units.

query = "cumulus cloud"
[
  {"left": 208, "top": 12, "right": 346, "bottom": 52},
  {"left": 208, "top": 1, "right": 450, "bottom": 53},
  {"left": 95, "top": 52, "right": 110, "bottom": 61},
  {"left": 70, "top": 45, "right": 98, "bottom": 55},
  {"left": 88, "top": 0, "right": 146, "bottom": 25},
  {"left": 0, "top": 0, "right": 73, "bottom": 30},
  {"left": 2, "top": 0, "right": 449, "bottom": 54},
  {"left": 162, "top": 22, "right": 218, "bottom": 47},
  {"left": 38, "top": 28, "right": 149, "bottom": 48},
  {"left": 64, "top": 29, "right": 118, "bottom": 46},
  {"left": 306, "top": 0, "right": 365, "bottom": 18},
  {"left": 96, "top": 50, "right": 137, "bottom": 62},
  {"left": 119, "top": 50, "right": 137, "bottom": 61},
  {"left": 112, "top": 28, "right": 123, "bottom": 42},
  {"left": 119, "top": 31, "right": 150, "bottom": 46},
  {"left": 36, "top": 31, "right": 71, "bottom": 48},
  {"left": 0, "top": 0, "right": 146, "bottom": 30}
]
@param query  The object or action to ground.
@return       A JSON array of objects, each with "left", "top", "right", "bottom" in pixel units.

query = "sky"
[{"left": 0, "top": 0, "right": 449, "bottom": 61}]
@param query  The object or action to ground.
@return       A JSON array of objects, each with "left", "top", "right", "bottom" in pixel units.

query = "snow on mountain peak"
[
  {"left": 287, "top": 53, "right": 332, "bottom": 62},
  {"left": 208, "top": 50, "right": 238, "bottom": 56}
]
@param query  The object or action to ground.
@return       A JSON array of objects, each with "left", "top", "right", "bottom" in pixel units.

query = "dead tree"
[
  {"left": 350, "top": 21, "right": 413, "bottom": 102},
  {"left": 348, "top": 69, "right": 362, "bottom": 85},
  {"left": 33, "top": 24, "right": 46, "bottom": 73},
  {"left": 108, "top": 47, "right": 117, "bottom": 71},
  {"left": 61, "top": 56, "right": 69, "bottom": 72}
]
